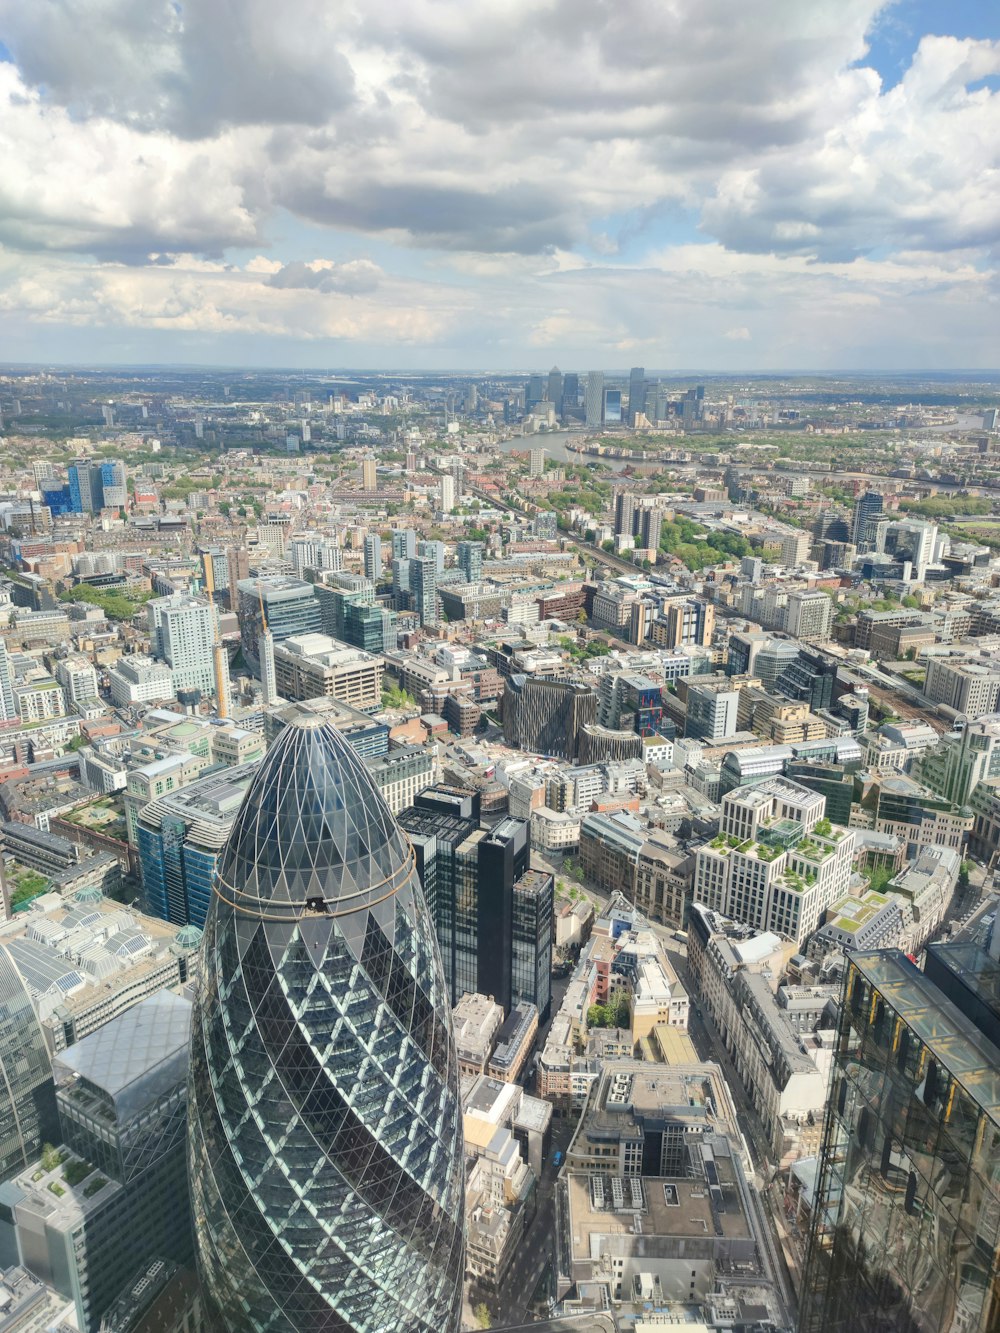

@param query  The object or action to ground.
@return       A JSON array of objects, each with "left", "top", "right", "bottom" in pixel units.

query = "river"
[{"left": 493, "top": 430, "right": 635, "bottom": 472}]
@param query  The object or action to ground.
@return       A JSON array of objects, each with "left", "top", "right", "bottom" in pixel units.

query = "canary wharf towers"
[{"left": 187, "top": 715, "right": 465, "bottom": 1333}]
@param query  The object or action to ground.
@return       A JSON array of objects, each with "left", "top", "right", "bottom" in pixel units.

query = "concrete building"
[
  {"left": 363, "top": 743, "right": 436, "bottom": 814},
  {"left": 685, "top": 679, "right": 739, "bottom": 742},
  {"left": 271, "top": 633, "right": 384, "bottom": 711},
  {"left": 687, "top": 906, "right": 831, "bottom": 1162},
  {"left": 452, "top": 992, "right": 504, "bottom": 1078},
  {"left": 147, "top": 594, "right": 216, "bottom": 698},
  {"left": 107, "top": 657, "right": 174, "bottom": 708},
  {"left": 924, "top": 655, "right": 1000, "bottom": 715},
  {"left": 55, "top": 656, "right": 100, "bottom": 713},
  {"left": 785, "top": 590, "right": 833, "bottom": 640},
  {"left": 781, "top": 531, "right": 812, "bottom": 567},
  {"left": 558, "top": 1062, "right": 786, "bottom": 1322}
]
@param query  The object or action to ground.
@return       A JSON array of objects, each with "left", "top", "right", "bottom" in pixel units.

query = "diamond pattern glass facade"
[{"left": 188, "top": 716, "right": 465, "bottom": 1333}]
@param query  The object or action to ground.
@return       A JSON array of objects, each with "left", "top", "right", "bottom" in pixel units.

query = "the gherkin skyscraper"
[{"left": 188, "top": 714, "right": 466, "bottom": 1333}]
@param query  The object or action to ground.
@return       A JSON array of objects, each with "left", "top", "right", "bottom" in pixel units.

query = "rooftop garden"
[
  {"left": 8, "top": 864, "right": 50, "bottom": 911},
  {"left": 708, "top": 833, "right": 743, "bottom": 852},
  {"left": 794, "top": 837, "right": 828, "bottom": 862},
  {"left": 782, "top": 869, "right": 807, "bottom": 893}
]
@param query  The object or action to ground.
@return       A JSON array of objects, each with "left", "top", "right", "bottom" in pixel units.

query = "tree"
[
  {"left": 958, "top": 861, "right": 971, "bottom": 893},
  {"left": 473, "top": 1304, "right": 492, "bottom": 1330}
]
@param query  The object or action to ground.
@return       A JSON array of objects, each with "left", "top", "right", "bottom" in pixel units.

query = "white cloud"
[
  {"left": 0, "top": 0, "right": 995, "bottom": 363},
  {"left": 0, "top": 242, "right": 992, "bottom": 369}
]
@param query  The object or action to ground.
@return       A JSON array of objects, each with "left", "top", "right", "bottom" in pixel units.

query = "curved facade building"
[
  {"left": 188, "top": 716, "right": 465, "bottom": 1333},
  {"left": 577, "top": 722, "right": 644, "bottom": 765},
  {"left": 0, "top": 944, "right": 58, "bottom": 1183}
]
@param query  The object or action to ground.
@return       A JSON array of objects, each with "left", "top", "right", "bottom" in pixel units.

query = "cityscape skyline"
[
  {"left": 0, "top": 368, "right": 997, "bottom": 1328},
  {"left": 0, "top": 2, "right": 996, "bottom": 369},
  {"left": 0, "top": 0, "right": 999, "bottom": 1327}
]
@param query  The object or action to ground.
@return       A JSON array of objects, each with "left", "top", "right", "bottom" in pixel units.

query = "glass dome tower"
[{"left": 188, "top": 715, "right": 465, "bottom": 1333}]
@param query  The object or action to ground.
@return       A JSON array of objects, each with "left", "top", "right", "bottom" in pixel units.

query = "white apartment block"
[
  {"left": 693, "top": 778, "right": 853, "bottom": 948},
  {"left": 14, "top": 677, "right": 67, "bottom": 723}
]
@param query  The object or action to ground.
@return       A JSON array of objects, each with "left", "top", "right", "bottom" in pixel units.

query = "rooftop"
[{"left": 54, "top": 990, "right": 191, "bottom": 1109}]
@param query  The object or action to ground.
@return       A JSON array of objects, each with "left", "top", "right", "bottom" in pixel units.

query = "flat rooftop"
[{"left": 566, "top": 1161, "right": 751, "bottom": 1261}]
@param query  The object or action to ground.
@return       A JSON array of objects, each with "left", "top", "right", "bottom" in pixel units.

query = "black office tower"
[
  {"left": 399, "top": 789, "right": 552, "bottom": 1019},
  {"left": 476, "top": 818, "right": 528, "bottom": 1014}
]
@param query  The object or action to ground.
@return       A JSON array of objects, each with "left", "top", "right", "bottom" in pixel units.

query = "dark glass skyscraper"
[
  {"left": 399, "top": 789, "right": 554, "bottom": 1019},
  {"left": 0, "top": 944, "right": 58, "bottom": 1183},
  {"left": 800, "top": 944, "right": 1000, "bottom": 1332},
  {"left": 850, "top": 490, "right": 884, "bottom": 549},
  {"left": 188, "top": 716, "right": 465, "bottom": 1333}
]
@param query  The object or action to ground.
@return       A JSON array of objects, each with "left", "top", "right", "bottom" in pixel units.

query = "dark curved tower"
[{"left": 188, "top": 715, "right": 465, "bottom": 1333}]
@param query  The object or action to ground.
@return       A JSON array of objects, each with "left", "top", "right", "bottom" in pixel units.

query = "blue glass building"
[
  {"left": 137, "top": 765, "right": 258, "bottom": 928},
  {"left": 188, "top": 716, "right": 465, "bottom": 1332},
  {"left": 40, "top": 480, "right": 74, "bottom": 516}
]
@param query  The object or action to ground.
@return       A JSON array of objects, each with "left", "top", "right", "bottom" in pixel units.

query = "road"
[{"left": 464, "top": 1113, "right": 580, "bottom": 1330}]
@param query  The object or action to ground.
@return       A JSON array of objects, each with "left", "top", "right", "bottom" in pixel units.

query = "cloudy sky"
[{"left": 0, "top": 0, "right": 997, "bottom": 370}]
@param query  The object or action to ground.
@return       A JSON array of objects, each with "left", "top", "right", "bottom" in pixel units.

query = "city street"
[{"left": 464, "top": 1114, "right": 579, "bottom": 1330}]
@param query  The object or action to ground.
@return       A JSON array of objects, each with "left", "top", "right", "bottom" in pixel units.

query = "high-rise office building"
[
  {"left": 603, "top": 387, "right": 622, "bottom": 425},
  {"left": 685, "top": 681, "right": 739, "bottom": 741},
  {"left": 392, "top": 528, "right": 417, "bottom": 560},
  {"left": 562, "top": 372, "right": 579, "bottom": 415},
  {"left": 546, "top": 366, "right": 563, "bottom": 414},
  {"left": 0, "top": 639, "right": 16, "bottom": 721},
  {"left": 801, "top": 942, "right": 1000, "bottom": 1333},
  {"left": 525, "top": 373, "right": 545, "bottom": 409},
  {"left": 137, "top": 762, "right": 260, "bottom": 927},
  {"left": 188, "top": 717, "right": 466, "bottom": 1333},
  {"left": 0, "top": 944, "right": 58, "bottom": 1183},
  {"left": 851, "top": 490, "right": 884, "bottom": 548},
  {"left": 585, "top": 371, "right": 605, "bottom": 428},
  {"left": 411, "top": 554, "right": 439, "bottom": 627},
  {"left": 399, "top": 789, "right": 554, "bottom": 1019},
  {"left": 363, "top": 533, "right": 382, "bottom": 583},
  {"left": 147, "top": 594, "right": 216, "bottom": 696},
  {"left": 98, "top": 460, "right": 127, "bottom": 509},
  {"left": 628, "top": 366, "right": 646, "bottom": 425},
  {"left": 236, "top": 576, "right": 320, "bottom": 669},
  {"left": 457, "top": 541, "right": 484, "bottom": 584},
  {"left": 11, "top": 993, "right": 193, "bottom": 1333},
  {"left": 513, "top": 866, "right": 554, "bottom": 1021}
]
